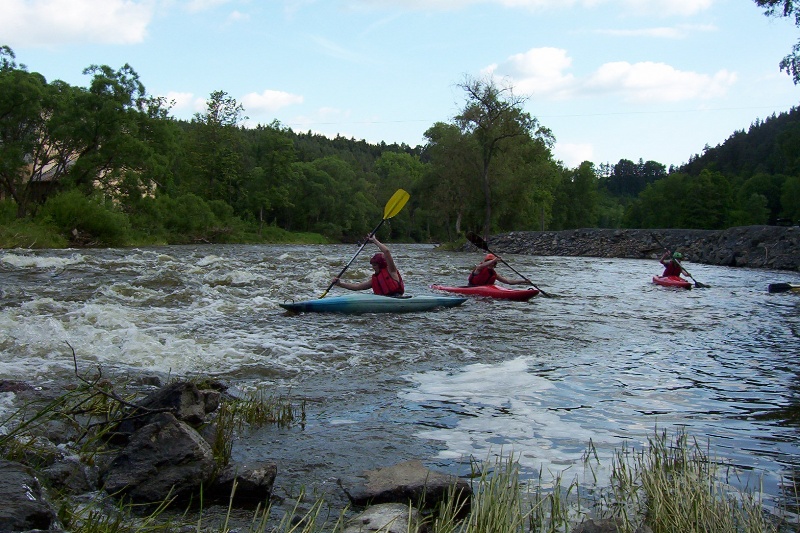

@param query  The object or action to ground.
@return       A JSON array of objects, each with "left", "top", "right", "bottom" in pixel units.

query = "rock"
[
  {"left": 343, "top": 460, "right": 472, "bottom": 514},
  {"left": 42, "top": 455, "right": 98, "bottom": 494},
  {"left": 0, "top": 380, "right": 34, "bottom": 393},
  {"left": 478, "top": 226, "right": 800, "bottom": 271},
  {"left": 343, "top": 503, "right": 425, "bottom": 533},
  {"left": 100, "top": 412, "right": 216, "bottom": 503},
  {"left": 113, "top": 380, "right": 220, "bottom": 441},
  {"left": 209, "top": 462, "right": 277, "bottom": 506},
  {"left": 572, "top": 517, "right": 653, "bottom": 533},
  {"left": 0, "top": 460, "right": 58, "bottom": 532},
  {"left": 136, "top": 381, "right": 210, "bottom": 425}
]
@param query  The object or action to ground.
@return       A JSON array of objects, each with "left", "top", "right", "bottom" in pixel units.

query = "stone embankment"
[{"left": 483, "top": 225, "right": 800, "bottom": 271}]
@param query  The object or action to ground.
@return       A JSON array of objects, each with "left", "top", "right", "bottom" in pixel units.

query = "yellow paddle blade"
[{"left": 383, "top": 189, "right": 410, "bottom": 219}]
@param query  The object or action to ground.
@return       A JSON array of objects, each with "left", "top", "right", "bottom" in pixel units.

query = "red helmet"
[{"left": 370, "top": 253, "right": 387, "bottom": 268}]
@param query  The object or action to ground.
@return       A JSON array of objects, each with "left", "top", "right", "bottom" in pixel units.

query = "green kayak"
[{"left": 280, "top": 293, "right": 467, "bottom": 314}]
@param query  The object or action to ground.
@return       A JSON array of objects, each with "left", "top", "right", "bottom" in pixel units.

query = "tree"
[
  {"left": 239, "top": 122, "right": 297, "bottom": 233},
  {"left": 0, "top": 49, "right": 177, "bottom": 218},
  {"left": 454, "top": 75, "right": 554, "bottom": 240},
  {"left": 552, "top": 162, "right": 599, "bottom": 229},
  {"left": 754, "top": 0, "right": 800, "bottom": 83},
  {"left": 180, "top": 90, "right": 247, "bottom": 204},
  {"left": 373, "top": 151, "right": 425, "bottom": 240},
  {"left": 603, "top": 158, "right": 666, "bottom": 197},
  {"left": 0, "top": 46, "right": 50, "bottom": 217},
  {"left": 419, "top": 122, "right": 482, "bottom": 239}
]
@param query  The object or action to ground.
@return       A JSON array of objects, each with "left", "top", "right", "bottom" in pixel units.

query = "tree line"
[{"left": 1, "top": 44, "right": 799, "bottom": 249}]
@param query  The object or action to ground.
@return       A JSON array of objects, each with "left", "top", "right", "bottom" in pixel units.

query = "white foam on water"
[
  {"left": 401, "top": 356, "right": 625, "bottom": 485},
  {"left": 1, "top": 251, "right": 86, "bottom": 270}
]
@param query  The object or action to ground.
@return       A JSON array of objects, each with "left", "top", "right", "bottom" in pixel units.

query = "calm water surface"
[{"left": 1, "top": 243, "right": 800, "bottom": 515}]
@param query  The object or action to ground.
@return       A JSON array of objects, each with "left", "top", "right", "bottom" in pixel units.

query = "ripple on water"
[{"left": 0, "top": 244, "right": 798, "bottom": 511}]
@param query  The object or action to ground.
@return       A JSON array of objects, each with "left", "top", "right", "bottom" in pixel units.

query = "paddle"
[
  {"left": 319, "top": 189, "right": 410, "bottom": 299},
  {"left": 465, "top": 231, "right": 552, "bottom": 297},
  {"left": 650, "top": 233, "right": 710, "bottom": 289},
  {"left": 768, "top": 282, "right": 799, "bottom": 293}
]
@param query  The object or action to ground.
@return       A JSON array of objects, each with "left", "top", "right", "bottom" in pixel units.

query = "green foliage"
[
  {"left": 453, "top": 75, "right": 556, "bottom": 237},
  {"left": 754, "top": 0, "right": 800, "bottom": 84},
  {"left": 0, "top": 216, "right": 67, "bottom": 249},
  {"left": 625, "top": 170, "right": 736, "bottom": 229},
  {"left": 780, "top": 175, "right": 800, "bottom": 222},
  {"left": 38, "top": 190, "right": 132, "bottom": 246},
  {"left": 6, "top": 44, "right": 800, "bottom": 248},
  {"left": 552, "top": 161, "right": 600, "bottom": 229}
]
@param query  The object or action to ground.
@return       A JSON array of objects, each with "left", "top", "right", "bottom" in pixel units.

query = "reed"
[
  {"left": 3, "top": 383, "right": 792, "bottom": 533},
  {"left": 208, "top": 389, "right": 306, "bottom": 468},
  {"left": 605, "top": 428, "right": 779, "bottom": 533}
]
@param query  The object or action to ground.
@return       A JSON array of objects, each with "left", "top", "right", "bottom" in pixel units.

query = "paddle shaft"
[
  {"left": 466, "top": 232, "right": 551, "bottom": 297},
  {"left": 651, "top": 233, "right": 708, "bottom": 288},
  {"left": 319, "top": 219, "right": 386, "bottom": 299}
]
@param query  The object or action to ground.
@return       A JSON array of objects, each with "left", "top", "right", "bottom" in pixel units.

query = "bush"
[
  {"left": 37, "top": 190, "right": 132, "bottom": 246},
  {"left": 0, "top": 218, "right": 67, "bottom": 248}
]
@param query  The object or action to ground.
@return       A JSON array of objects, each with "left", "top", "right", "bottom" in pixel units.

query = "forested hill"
[
  {"left": 1, "top": 44, "right": 799, "bottom": 249},
  {"left": 679, "top": 106, "right": 800, "bottom": 178}
]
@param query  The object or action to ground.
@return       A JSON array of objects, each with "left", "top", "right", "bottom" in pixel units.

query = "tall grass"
[
  {"left": 603, "top": 428, "right": 780, "bottom": 533},
  {"left": 3, "top": 381, "right": 794, "bottom": 533}
]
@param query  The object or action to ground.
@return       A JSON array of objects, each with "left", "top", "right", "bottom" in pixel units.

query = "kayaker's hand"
[{"left": 332, "top": 277, "right": 340, "bottom": 286}]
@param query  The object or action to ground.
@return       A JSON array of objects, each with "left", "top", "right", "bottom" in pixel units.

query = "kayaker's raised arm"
[{"left": 331, "top": 235, "right": 405, "bottom": 297}]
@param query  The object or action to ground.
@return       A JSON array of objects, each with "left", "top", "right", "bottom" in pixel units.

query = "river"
[{"left": 1, "top": 243, "right": 799, "bottom": 519}]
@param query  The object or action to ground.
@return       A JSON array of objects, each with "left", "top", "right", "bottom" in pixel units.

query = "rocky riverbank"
[{"left": 480, "top": 226, "right": 800, "bottom": 271}]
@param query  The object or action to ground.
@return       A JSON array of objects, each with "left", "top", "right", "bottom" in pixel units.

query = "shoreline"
[{"left": 480, "top": 226, "right": 800, "bottom": 272}]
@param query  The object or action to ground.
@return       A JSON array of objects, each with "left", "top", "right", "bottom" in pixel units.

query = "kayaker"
[
  {"left": 660, "top": 251, "right": 687, "bottom": 277},
  {"left": 468, "top": 254, "right": 530, "bottom": 286},
  {"left": 331, "top": 235, "right": 405, "bottom": 296}
]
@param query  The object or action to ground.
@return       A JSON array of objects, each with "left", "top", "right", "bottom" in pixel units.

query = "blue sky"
[{"left": 3, "top": 0, "right": 799, "bottom": 169}]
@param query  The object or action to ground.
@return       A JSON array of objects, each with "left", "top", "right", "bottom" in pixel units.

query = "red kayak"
[
  {"left": 430, "top": 284, "right": 539, "bottom": 301},
  {"left": 652, "top": 275, "right": 692, "bottom": 289}
]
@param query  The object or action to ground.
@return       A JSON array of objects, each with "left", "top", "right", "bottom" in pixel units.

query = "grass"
[
  {"left": 2, "top": 378, "right": 796, "bottom": 533},
  {"left": 208, "top": 389, "right": 306, "bottom": 469},
  {"left": 0, "top": 218, "right": 69, "bottom": 248},
  {"left": 604, "top": 428, "right": 782, "bottom": 533}
]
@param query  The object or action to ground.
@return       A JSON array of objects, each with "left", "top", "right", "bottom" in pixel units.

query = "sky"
[{"left": 2, "top": 0, "right": 799, "bottom": 169}]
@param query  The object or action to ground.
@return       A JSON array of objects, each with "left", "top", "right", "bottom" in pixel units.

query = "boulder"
[
  {"left": 343, "top": 460, "right": 472, "bottom": 514},
  {"left": 208, "top": 461, "right": 277, "bottom": 505},
  {"left": 343, "top": 503, "right": 425, "bottom": 533},
  {"left": 100, "top": 412, "right": 216, "bottom": 503},
  {"left": 0, "top": 460, "right": 57, "bottom": 532}
]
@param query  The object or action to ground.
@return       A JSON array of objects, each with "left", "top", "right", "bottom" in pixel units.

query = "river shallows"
[{"left": 1, "top": 244, "right": 799, "bottom": 511}]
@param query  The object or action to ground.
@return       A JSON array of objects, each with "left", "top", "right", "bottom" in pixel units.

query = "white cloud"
[
  {"left": 165, "top": 91, "right": 194, "bottom": 109},
  {"left": 241, "top": 89, "right": 304, "bottom": 113},
  {"left": 0, "top": 0, "right": 154, "bottom": 46},
  {"left": 554, "top": 142, "right": 594, "bottom": 168},
  {"left": 488, "top": 47, "right": 576, "bottom": 99},
  {"left": 621, "top": 0, "right": 713, "bottom": 17},
  {"left": 594, "top": 23, "right": 717, "bottom": 38},
  {"left": 345, "top": 0, "right": 712, "bottom": 15},
  {"left": 226, "top": 10, "right": 249, "bottom": 23},
  {"left": 584, "top": 61, "right": 737, "bottom": 102},
  {"left": 162, "top": 91, "right": 206, "bottom": 119},
  {"left": 184, "top": 0, "right": 232, "bottom": 13},
  {"left": 487, "top": 47, "right": 736, "bottom": 104}
]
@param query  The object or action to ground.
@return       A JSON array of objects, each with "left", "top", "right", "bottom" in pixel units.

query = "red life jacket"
[
  {"left": 469, "top": 267, "right": 497, "bottom": 286},
  {"left": 662, "top": 260, "right": 683, "bottom": 277},
  {"left": 371, "top": 268, "right": 404, "bottom": 296}
]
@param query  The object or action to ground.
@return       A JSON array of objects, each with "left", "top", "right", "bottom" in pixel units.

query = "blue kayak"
[{"left": 280, "top": 293, "right": 467, "bottom": 314}]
